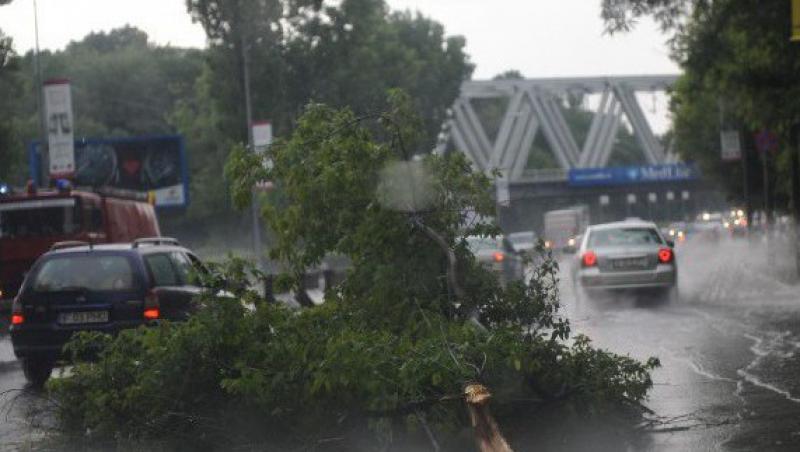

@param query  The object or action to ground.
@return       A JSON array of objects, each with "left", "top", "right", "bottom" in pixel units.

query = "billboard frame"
[{"left": 29, "top": 134, "right": 190, "bottom": 209}]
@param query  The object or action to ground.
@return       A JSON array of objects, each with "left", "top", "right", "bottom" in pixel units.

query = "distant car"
[
  {"left": 507, "top": 231, "right": 538, "bottom": 258},
  {"left": 10, "top": 238, "right": 213, "bottom": 387},
  {"left": 662, "top": 222, "right": 688, "bottom": 244},
  {"left": 543, "top": 207, "right": 589, "bottom": 253},
  {"left": 573, "top": 220, "right": 677, "bottom": 300},
  {"left": 692, "top": 212, "right": 726, "bottom": 242},
  {"left": 466, "top": 235, "right": 524, "bottom": 286}
]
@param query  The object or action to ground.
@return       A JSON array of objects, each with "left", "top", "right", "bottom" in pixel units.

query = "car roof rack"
[
  {"left": 51, "top": 241, "right": 91, "bottom": 251},
  {"left": 132, "top": 237, "right": 180, "bottom": 248}
]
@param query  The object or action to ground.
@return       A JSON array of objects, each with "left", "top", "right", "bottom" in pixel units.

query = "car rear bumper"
[
  {"left": 578, "top": 265, "right": 676, "bottom": 290},
  {"left": 10, "top": 320, "right": 143, "bottom": 359}
]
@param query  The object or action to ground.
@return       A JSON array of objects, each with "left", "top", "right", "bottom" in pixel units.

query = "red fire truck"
[{"left": 0, "top": 183, "right": 160, "bottom": 303}]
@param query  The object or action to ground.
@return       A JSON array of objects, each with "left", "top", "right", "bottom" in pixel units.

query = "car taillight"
[
  {"left": 582, "top": 251, "right": 597, "bottom": 267},
  {"left": 11, "top": 297, "right": 23, "bottom": 325},
  {"left": 658, "top": 247, "right": 674, "bottom": 264},
  {"left": 493, "top": 252, "right": 505, "bottom": 263},
  {"left": 144, "top": 308, "right": 160, "bottom": 320},
  {"left": 144, "top": 290, "right": 160, "bottom": 320}
]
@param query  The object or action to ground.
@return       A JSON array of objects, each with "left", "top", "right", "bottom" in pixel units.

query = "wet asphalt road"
[
  {"left": 1, "top": 238, "right": 800, "bottom": 451},
  {"left": 559, "top": 238, "right": 800, "bottom": 451}
]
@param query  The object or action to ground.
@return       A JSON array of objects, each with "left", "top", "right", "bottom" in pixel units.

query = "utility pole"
[
  {"left": 240, "top": 27, "right": 264, "bottom": 272},
  {"left": 33, "top": 0, "right": 47, "bottom": 184},
  {"left": 742, "top": 134, "right": 752, "bottom": 234},
  {"left": 792, "top": 124, "right": 800, "bottom": 275}
]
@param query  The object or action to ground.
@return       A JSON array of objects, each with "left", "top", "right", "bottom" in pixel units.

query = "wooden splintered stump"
[{"left": 464, "top": 383, "right": 513, "bottom": 452}]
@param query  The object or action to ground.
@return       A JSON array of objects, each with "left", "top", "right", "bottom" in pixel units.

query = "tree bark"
[{"left": 464, "top": 384, "right": 513, "bottom": 452}]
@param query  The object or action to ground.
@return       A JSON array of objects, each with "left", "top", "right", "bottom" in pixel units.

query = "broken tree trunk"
[{"left": 464, "top": 384, "right": 513, "bottom": 452}]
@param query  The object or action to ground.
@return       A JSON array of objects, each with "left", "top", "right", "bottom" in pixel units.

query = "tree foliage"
[
  {"left": 603, "top": 0, "right": 800, "bottom": 206},
  {"left": 49, "top": 92, "right": 658, "bottom": 450},
  {"left": 0, "top": 1, "right": 23, "bottom": 183}
]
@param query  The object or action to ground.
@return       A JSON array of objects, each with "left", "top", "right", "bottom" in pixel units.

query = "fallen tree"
[{"left": 47, "top": 91, "right": 659, "bottom": 451}]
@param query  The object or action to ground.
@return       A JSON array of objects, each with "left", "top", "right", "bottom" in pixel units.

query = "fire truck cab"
[{"left": 0, "top": 183, "right": 160, "bottom": 302}]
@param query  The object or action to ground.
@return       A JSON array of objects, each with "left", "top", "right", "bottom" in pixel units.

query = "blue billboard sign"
[
  {"left": 568, "top": 164, "right": 699, "bottom": 187},
  {"left": 30, "top": 135, "right": 189, "bottom": 208}
]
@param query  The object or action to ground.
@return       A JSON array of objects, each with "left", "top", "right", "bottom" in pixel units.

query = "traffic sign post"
[
  {"left": 720, "top": 130, "right": 742, "bottom": 161},
  {"left": 756, "top": 129, "right": 778, "bottom": 154},
  {"left": 43, "top": 79, "right": 75, "bottom": 178},
  {"left": 599, "top": 194, "right": 610, "bottom": 222},
  {"left": 626, "top": 193, "right": 636, "bottom": 217}
]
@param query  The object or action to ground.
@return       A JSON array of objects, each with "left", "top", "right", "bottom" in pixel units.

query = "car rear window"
[
  {"left": 32, "top": 255, "right": 136, "bottom": 292},
  {"left": 588, "top": 227, "right": 663, "bottom": 247},
  {"left": 466, "top": 236, "right": 498, "bottom": 252},
  {"left": 508, "top": 232, "right": 536, "bottom": 245}
]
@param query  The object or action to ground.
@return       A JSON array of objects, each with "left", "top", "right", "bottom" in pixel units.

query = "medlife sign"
[{"left": 44, "top": 79, "right": 75, "bottom": 177}]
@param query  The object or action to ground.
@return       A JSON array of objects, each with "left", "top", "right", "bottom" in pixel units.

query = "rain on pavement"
[{"left": 2, "top": 236, "right": 800, "bottom": 451}]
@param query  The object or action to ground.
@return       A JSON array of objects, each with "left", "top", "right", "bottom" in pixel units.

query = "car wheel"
[{"left": 22, "top": 357, "right": 54, "bottom": 389}]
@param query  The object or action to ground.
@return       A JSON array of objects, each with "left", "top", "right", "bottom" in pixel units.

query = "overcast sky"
[
  {"left": 0, "top": 0, "right": 679, "bottom": 79},
  {"left": 0, "top": 0, "right": 677, "bottom": 131}
]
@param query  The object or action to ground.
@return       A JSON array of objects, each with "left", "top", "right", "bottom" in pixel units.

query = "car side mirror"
[{"left": 666, "top": 240, "right": 675, "bottom": 248}]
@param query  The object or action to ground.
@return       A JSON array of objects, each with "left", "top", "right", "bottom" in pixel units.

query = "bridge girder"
[{"left": 437, "top": 75, "right": 680, "bottom": 183}]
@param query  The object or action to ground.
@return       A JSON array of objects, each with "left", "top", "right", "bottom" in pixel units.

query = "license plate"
[
  {"left": 612, "top": 257, "right": 648, "bottom": 270},
  {"left": 58, "top": 311, "right": 109, "bottom": 325}
]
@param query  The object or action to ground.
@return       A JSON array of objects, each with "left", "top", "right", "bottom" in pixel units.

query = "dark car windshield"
[
  {"left": 32, "top": 254, "right": 136, "bottom": 292},
  {"left": 588, "top": 227, "right": 663, "bottom": 247}
]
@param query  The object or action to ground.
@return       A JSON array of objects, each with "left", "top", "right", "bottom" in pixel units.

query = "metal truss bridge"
[{"left": 435, "top": 75, "right": 680, "bottom": 183}]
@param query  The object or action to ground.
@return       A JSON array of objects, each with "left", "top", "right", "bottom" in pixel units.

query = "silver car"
[
  {"left": 573, "top": 220, "right": 677, "bottom": 297},
  {"left": 466, "top": 235, "right": 525, "bottom": 286},
  {"left": 507, "top": 231, "right": 538, "bottom": 258}
]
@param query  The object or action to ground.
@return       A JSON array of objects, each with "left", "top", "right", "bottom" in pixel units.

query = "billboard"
[
  {"left": 30, "top": 135, "right": 189, "bottom": 208},
  {"left": 568, "top": 164, "right": 699, "bottom": 187}
]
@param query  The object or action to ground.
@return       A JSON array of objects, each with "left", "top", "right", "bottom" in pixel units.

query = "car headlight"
[
  {"left": 567, "top": 238, "right": 576, "bottom": 247},
  {"left": 544, "top": 240, "right": 552, "bottom": 249}
]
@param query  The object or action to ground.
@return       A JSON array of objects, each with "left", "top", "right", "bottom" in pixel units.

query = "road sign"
[
  {"left": 252, "top": 121, "right": 273, "bottom": 153},
  {"left": 682, "top": 190, "right": 690, "bottom": 201},
  {"left": 627, "top": 194, "right": 637, "bottom": 204},
  {"left": 755, "top": 129, "right": 778, "bottom": 153},
  {"left": 720, "top": 130, "right": 741, "bottom": 161},
  {"left": 568, "top": 163, "right": 699, "bottom": 187},
  {"left": 666, "top": 191, "right": 675, "bottom": 201},
  {"left": 599, "top": 194, "right": 610, "bottom": 206},
  {"left": 44, "top": 79, "right": 75, "bottom": 177},
  {"left": 648, "top": 193, "right": 657, "bottom": 203}
]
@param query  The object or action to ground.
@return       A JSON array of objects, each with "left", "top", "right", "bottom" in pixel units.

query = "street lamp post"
[
  {"left": 33, "top": 0, "right": 48, "bottom": 183},
  {"left": 239, "top": 29, "right": 265, "bottom": 274}
]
